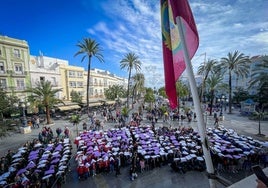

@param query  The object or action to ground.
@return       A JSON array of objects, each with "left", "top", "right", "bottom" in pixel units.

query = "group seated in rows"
[
  {"left": 73, "top": 125, "right": 207, "bottom": 179},
  {"left": 73, "top": 123, "right": 268, "bottom": 180},
  {"left": 0, "top": 138, "right": 72, "bottom": 188}
]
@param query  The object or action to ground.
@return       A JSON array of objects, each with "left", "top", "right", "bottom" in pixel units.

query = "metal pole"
[
  {"left": 220, "top": 101, "right": 223, "bottom": 116},
  {"left": 258, "top": 112, "right": 261, "bottom": 135},
  {"left": 176, "top": 16, "right": 216, "bottom": 188},
  {"left": 22, "top": 105, "right": 27, "bottom": 126}
]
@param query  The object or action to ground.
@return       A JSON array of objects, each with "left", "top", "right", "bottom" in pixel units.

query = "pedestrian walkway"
[{"left": 0, "top": 103, "right": 267, "bottom": 188}]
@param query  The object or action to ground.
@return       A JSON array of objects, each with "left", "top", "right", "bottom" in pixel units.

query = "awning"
[
  {"left": 57, "top": 105, "right": 81, "bottom": 111},
  {"left": 88, "top": 102, "right": 102, "bottom": 107},
  {"left": 106, "top": 101, "right": 116, "bottom": 105}
]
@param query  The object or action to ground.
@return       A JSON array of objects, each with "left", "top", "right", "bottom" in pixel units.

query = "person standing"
[
  {"left": 64, "top": 127, "right": 70, "bottom": 138},
  {"left": 214, "top": 116, "right": 219, "bottom": 128},
  {"left": 82, "top": 122, "right": 87, "bottom": 130},
  {"left": 35, "top": 116, "right": 40, "bottom": 128},
  {"left": 115, "top": 155, "right": 121, "bottom": 177}
]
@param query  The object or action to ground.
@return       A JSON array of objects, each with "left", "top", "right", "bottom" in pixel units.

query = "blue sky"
[{"left": 1, "top": 0, "right": 267, "bottom": 88}]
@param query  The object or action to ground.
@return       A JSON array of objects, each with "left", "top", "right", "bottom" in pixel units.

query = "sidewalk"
[
  {"left": 1, "top": 103, "right": 267, "bottom": 188},
  {"left": 0, "top": 103, "right": 139, "bottom": 157},
  {"left": 1, "top": 105, "right": 267, "bottom": 157},
  {"left": 0, "top": 119, "right": 73, "bottom": 157}
]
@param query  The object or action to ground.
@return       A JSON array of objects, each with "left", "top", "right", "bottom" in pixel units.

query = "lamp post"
[
  {"left": 220, "top": 95, "right": 225, "bottom": 117},
  {"left": 14, "top": 99, "right": 30, "bottom": 127}
]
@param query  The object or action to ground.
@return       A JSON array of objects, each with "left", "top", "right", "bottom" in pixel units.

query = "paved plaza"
[{"left": 0, "top": 105, "right": 267, "bottom": 188}]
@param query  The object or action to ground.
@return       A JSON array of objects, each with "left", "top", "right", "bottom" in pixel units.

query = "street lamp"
[
  {"left": 220, "top": 95, "right": 224, "bottom": 116},
  {"left": 14, "top": 98, "right": 30, "bottom": 127},
  {"left": 218, "top": 95, "right": 227, "bottom": 117}
]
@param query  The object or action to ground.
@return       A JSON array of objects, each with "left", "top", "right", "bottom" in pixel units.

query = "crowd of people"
[
  {"left": 73, "top": 124, "right": 208, "bottom": 181},
  {"left": 208, "top": 126, "right": 268, "bottom": 173},
  {"left": 72, "top": 117, "right": 268, "bottom": 183},
  {"left": 0, "top": 136, "right": 72, "bottom": 188},
  {"left": 1, "top": 101, "right": 268, "bottom": 187}
]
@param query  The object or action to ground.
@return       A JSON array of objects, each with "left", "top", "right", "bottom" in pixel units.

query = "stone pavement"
[{"left": 0, "top": 104, "right": 267, "bottom": 187}]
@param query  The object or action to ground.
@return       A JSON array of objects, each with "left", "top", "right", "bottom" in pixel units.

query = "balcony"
[
  {"left": 13, "top": 53, "right": 21, "bottom": 58},
  {"left": 0, "top": 85, "right": 7, "bottom": 90},
  {"left": 51, "top": 82, "right": 59, "bottom": 87},
  {"left": 13, "top": 71, "right": 27, "bottom": 77},
  {"left": 16, "top": 86, "right": 25, "bottom": 91},
  {"left": 0, "top": 70, "right": 6, "bottom": 75}
]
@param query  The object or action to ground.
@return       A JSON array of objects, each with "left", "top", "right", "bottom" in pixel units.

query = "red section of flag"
[{"left": 161, "top": 0, "right": 199, "bottom": 109}]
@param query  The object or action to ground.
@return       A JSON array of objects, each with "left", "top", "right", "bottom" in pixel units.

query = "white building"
[{"left": 29, "top": 54, "right": 68, "bottom": 99}]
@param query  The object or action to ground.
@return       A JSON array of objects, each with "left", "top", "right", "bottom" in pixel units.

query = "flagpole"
[{"left": 176, "top": 16, "right": 216, "bottom": 188}]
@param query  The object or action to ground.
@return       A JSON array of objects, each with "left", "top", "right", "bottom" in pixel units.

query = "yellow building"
[{"left": 59, "top": 64, "right": 85, "bottom": 101}]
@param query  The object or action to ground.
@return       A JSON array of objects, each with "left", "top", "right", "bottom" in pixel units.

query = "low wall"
[{"left": 228, "top": 167, "right": 268, "bottom": 188}]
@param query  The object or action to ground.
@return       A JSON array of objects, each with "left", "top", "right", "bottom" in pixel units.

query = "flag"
[{"left": 161, "top": 0, "right": 199, "bottom": 109}]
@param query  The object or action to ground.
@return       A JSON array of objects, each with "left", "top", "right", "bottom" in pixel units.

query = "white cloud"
[{"left": 87, "top": 0, "right": 267, "bottom": 88}]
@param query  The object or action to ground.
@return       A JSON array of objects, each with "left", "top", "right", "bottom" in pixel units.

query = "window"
[
  {"left": 68, "top": 71, "right": 75, "bottom": 77},
  {"left": 94, "top": 79, "right": 98, "bottom": 85},
  {"left": 14, "top": 49, "right": 20, "bottom": 58},
  {"left": 77, "top": 81, "right": 83, "bottom": 88},
  {"left": 95, "top": 89, "right": 98, "bottom": 95},
  {"left": 89, "top": 88, "right": 93, "bottom": 96},
  {"left": 51, "top": 77, "right": 57, "bottom": 86},
  {"left": 16, "top": 79, "right": 25, "bottom": 90},
  {"left": 0, "top": 79, "right": 7, "bottom": 89},
  {"left": 14, "top": 64, "right": 23, "bottom": 74},
  {"left": 40, "top": 77, "right": 45, "bottom": 82},
  {"left": 0, "top": 48, "right": 2, "bottom": 56},
  {"left": 104, "top": 79, "right": 107, "bottom": 86},
  {"left": 0, "top": 62, "right": 5, "bottom": 73},
  {"left": 69, "top": 81, "right": 76, "bottom": 88},
  {"left": 89, "top": 78, "right": 93, "bottom": 85},
  {"left": 77, "top": 71, "right": 83, "bottom": 78}
]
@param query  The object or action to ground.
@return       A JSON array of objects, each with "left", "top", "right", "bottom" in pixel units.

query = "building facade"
[
  {"left": 60, "top": 64, "right": 85, "bottom": 101},
  {"left": 1, "top": 35, "right": 128, "bottom": 106},
  {"left": 0, "top": 35, "right": 31, "bottom": 98},
  {"left": 86, "top": 68, "right": 125, "bottom": 101},
  {"left": 29, "top": 54, "right": 67, "bottom": 99},
  {"left": 229, "top": 55, "right": 268, "bottom": 96}
]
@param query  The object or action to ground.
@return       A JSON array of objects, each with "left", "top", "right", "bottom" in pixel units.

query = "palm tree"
[
  {"left": 120, "top": 52, "right": 141, "bottom": 108},
  {"left": 250, "top": 57, "right": 268, "bottom": 135},
  {"left": 74, "top": 38, "right": 104, "bottom": 113},
  {"left": 70, "top": 114, "right": 81, "bottom": 136},
  {"left": 219, "top": 51, "right": 250, "bottom": 113},
  {"left": 104, "top": 84, "right": 127, "bottom": 100},
  {"left": 132, "top": 73, "right": 145, "bottom": 100},
  {"left": 205, "top": 73, "right": 224, "bottom": 116},
  {"left": 144, "top": 88, "right": 155, "bottom": 110},
  {"left": 197, "top": 59, "right": 218, "bottom": 102},
  {"left": 176, "top": 81, "right": 189, "bottom": 107},
  {"left": 250, "top": 58, "right": 268, "bottom": 90},
  {"left": 121, "top": 106, "right": 131, "bottom": 127},
  {"left": 27, "top": 81, "right": 63, "bottom": 124}
]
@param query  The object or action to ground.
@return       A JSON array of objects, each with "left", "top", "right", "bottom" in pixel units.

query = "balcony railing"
[
  {"left": 51, "top": 82, "right": 59, "bottom": 87},
  {"left": 0, "top": 70, "right": 6, "bottom": 74},
  {"left": 16, "top": 86, "right": 25, "bottom": 91}
]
